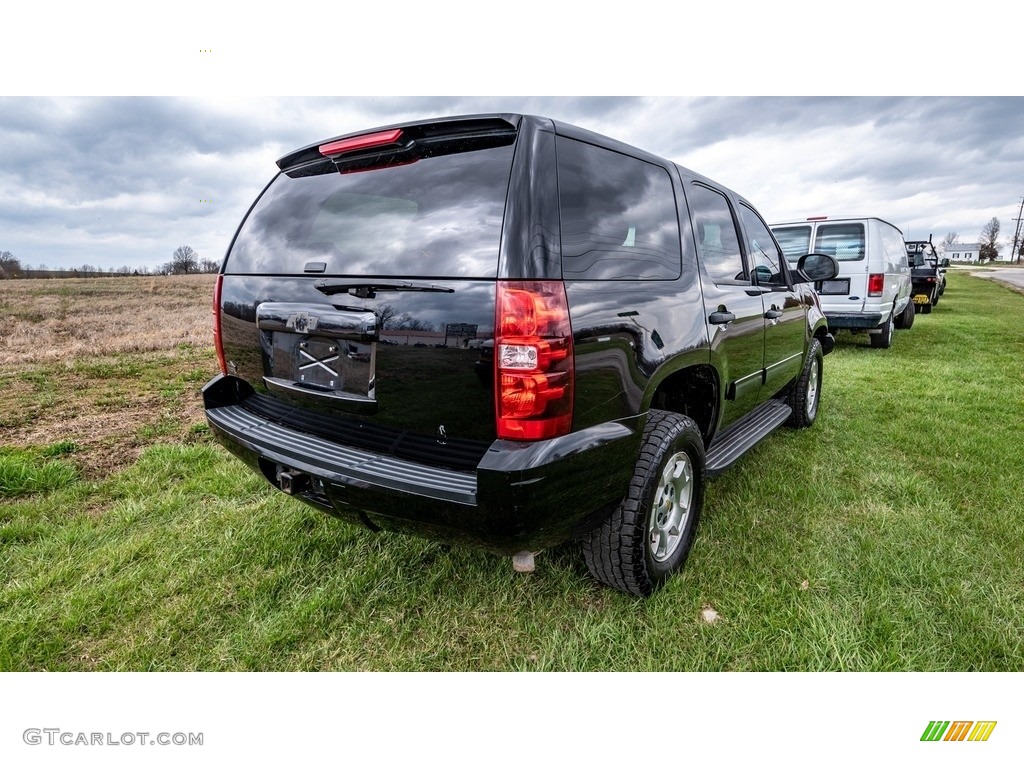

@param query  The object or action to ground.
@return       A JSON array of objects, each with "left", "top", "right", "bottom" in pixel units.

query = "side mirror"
[
  {"left": 941, "top": 258, "right": 950, "bottom": 267},
  {"left": 795, "top": 252, "right": 839, "bottom": 283}
]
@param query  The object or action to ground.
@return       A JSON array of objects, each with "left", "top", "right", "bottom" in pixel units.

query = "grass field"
[{"left": 1, "top": 272, "right": 1022, "bottom": 671}]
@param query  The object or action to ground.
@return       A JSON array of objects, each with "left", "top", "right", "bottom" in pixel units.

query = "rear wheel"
[
  {"left": 894, "top": 299, "right": 915, "bottom": 330},
  {"left": 870, "top": 306, "right": 895, "bottom": 348},
  {"left": 582, "top": 410, "right": 705, "bottom": 597}
]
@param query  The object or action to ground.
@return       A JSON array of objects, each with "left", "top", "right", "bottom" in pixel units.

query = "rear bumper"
[
  {"left": 825, "top": 312, "right": 883, "bottom": 330},
  {"left": 203, "top": 375, "right": 639, "bottom": 554}
]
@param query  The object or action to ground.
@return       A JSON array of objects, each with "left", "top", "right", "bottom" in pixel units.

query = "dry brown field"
[{"left": 0, "top": 274, "right": 219, "bottom": 477}]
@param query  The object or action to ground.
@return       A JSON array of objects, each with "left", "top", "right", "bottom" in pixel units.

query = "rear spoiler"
[{"left": 277, "top": 114, "right": 520, "bottom": 173}]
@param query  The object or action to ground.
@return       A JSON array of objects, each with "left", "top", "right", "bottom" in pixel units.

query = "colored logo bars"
[{"left": 921, "top": 721, "right": 997, "bottom": 742}]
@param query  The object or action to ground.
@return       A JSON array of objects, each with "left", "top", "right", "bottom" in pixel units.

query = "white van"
[{"left": 770, "top": 216, "right": 913, "bottom": 348}]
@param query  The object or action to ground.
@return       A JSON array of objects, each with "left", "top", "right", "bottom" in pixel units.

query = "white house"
[
  {"left": 941, "top": 242, "right": 981, "bottom": 263},
  {"left": 940, "top": 241, "right": 1018, "bottom": 263}
]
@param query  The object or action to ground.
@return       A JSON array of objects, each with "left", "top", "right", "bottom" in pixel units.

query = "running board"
[{"left": 705, "top": 399, "right": 792, "bottom": 476}]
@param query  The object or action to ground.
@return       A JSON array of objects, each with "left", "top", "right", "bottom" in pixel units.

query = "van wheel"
[
  {"left": 582, "top": 410, "right": 705, "bottom": 597},
  {"left": 870, "top": 307, "right": 895, "bottom": 348},
  {"left": 921, "top": 302, "right": 932, "bottom": 315},
  {"left": 895, "top": 299, "right": 915, "bottom": 330},
  {"left": 786, "top": 338, "right": 822, "bottom": 428}
]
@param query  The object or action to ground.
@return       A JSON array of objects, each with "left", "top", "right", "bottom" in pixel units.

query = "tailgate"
[{"left": 216, "top": 119, "right": 518, "bottom": 469}]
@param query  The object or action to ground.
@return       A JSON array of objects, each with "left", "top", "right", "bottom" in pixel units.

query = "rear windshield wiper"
[{"left": 314, "top": 280, "right": 456, "bottom": 299}]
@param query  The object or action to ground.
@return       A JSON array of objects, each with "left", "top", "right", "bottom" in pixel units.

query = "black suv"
[{"left": 204, "top": 114, "right": 838, "bottom": 596}]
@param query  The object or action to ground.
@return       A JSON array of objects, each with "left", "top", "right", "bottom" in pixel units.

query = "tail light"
[
  {"left": 495, "top": 281, "right": 574, "bottom": 440},
  {"left": 213, "top": 274, "right": 227, "bottom": 375},
  {"left": 319, "top": 129, "right": 403, "bottom": 157},
  {"left": 868, "top": 273, "right": 884, "bottom": 297}
]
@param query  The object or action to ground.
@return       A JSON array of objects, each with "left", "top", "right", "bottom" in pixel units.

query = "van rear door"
[{"left": 810, "top": 221, "right": 869, "bottom": 315}]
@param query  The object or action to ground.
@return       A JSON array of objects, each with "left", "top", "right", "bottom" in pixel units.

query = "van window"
[
  {"left": 772, "top": 225, "right": 811, "bottom": 262},
  {"left": 225, "top": 142, "right": 515, "bottom": 277},
  {"left": 814, "top": 223, "right": 865, "bottom": 261},
  {"left": 556, "top": 138, "right": 681, "bottom": 280},
  {"left": 688, "top": 183, "right": 745, "bottom": 283},
  {"left": 881, "top": 228, "right": 908, "bottom": 268}
]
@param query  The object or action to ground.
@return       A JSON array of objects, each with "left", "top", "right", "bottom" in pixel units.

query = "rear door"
[
  {"left": 687, "top": 182, "right": 766, "bottom": 427},
  {"left": 812, "top": 221, "right": 869, "bottom": 315}
]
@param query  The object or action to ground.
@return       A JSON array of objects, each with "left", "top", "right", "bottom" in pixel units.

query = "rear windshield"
[
  {"left": 814, "top": 222, "right": 865, "bottom": 261},
  {"left": 225, "top": 143, "right": 515, "bottom": 277}
]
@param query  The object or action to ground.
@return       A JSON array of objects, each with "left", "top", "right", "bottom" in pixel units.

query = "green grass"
[
  {"left": 0, "top": 446, "right": 79, "bottom": 498},
  {"left": 1, "top": 272, "right": 1023, "bottom": 670}
]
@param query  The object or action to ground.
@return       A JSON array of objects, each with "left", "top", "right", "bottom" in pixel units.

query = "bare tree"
[
  {"left": 171, "top": 245, "right": 199, "bottom": 275},
  {"left": 375, "top": 303, "right": 399, "bottom": 330},
  {"left": 394, "top": 314, "right": 434, "bottom": 332},
  {"left": 199, "top": 257, "right": 221, "bottom": 274},
  {"left": 940, "top": 232, "right": 959, "bottom": 248},
  {"left": 979, "top": 218, "right": 1001, "bottom": 263},
  {"left": 0, "top": 250, "right": 21, "bottom": 279}
]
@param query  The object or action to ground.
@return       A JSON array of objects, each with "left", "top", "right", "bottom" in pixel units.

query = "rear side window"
[
  {"left": 881, "top": 227, "right": 908, "bottom": 267},
  {"left": 225, "top": 143, "right": 515, "bottom": 277},
  {"left": 814, "top": 222, "right": 866, "bottom": 261},
  {"left": 688, "top": 183, "right": 745, "bottom": 283},
  {"left": 772, "top": 225, "right": 812, "bottom": 262},
  {"left": 556, "top": 137, "right": 681, "bottom": 280}
]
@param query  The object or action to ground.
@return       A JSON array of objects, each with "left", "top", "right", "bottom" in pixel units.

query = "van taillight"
[
  {"left": 213, "top": 274, "right": 227, "bottom": 375},
  {"left": 868, "top": 273, "right": 884, "bottom": 297},
  {"left": 495, "top": 281, "right": 574, "bottom": 440}
]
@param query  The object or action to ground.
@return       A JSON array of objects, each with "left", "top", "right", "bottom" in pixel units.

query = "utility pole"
[{"left": 1011, "top": 197, "right": 1024, "bottom": 264}]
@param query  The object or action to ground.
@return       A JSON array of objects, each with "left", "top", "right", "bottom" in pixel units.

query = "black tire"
[
  {"left": 931, "top": 288, "right": 940, "bottom": 307},
  {"left": 894, "top": 299, "right": 915, "bottom": 330},
  {"left": 921, "top": 301, "right": 932, "bottom": 315},
  {"left": 582, "top": 410, "right": 705, "bottom": 597},
  {"left": 786, "top": 338, "right": 823, "bottom": 428},
  {"left": 870, "top": 306, "right": 895, "bottom": 348}
]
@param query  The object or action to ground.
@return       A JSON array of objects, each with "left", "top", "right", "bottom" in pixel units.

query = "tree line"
[{"left": 0, "top": 245, "right": 221, "bottom": 279}]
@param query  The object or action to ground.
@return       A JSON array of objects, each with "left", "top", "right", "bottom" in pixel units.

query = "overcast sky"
[{"left": 4, "top": 6, "right": 1023, "bottom": 271}]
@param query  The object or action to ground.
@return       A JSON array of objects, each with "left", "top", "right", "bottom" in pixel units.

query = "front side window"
[
  {"left": 688, "top": 183, "right": 745, "bottom": 283},
  {"left": 738, "top": 204, "right": 787, "bottom": 287},
  {"left": 814, "top": 222, "right": 866, "bottom": 261},
  {"left": 556, "top": 137, "right": 681, "bottom": 280}
]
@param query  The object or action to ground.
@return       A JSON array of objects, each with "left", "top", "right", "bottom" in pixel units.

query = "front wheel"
[
  {"left": 582, "top": 410, "right": 705, "bottom": 597},
  {"left": 786, "top": 338, "right": 823, "bottom": 428}
]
